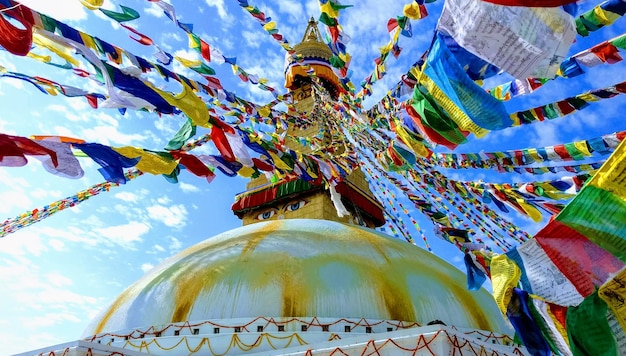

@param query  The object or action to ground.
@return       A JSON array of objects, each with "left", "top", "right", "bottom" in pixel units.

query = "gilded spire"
[
  {"left": 302, "top": 17, "right": 324, "bottom": 43},
  {"left": 292, "top": 17, "right": 332, "bottom": 61}
]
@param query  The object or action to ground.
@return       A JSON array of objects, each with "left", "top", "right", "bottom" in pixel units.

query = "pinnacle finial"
[{"left": 301, "top": 16, "right": 323, "bottom": 43}]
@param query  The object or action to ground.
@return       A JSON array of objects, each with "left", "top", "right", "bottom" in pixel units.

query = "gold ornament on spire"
[{"left": 290, "top": 17, "right": 333, "bottom": 62}]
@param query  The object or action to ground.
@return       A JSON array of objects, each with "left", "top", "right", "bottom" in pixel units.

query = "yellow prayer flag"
[
  {"left": 577, "top": 92, "right": 599, "bottom": 103},
  {"left": 268, "top": 152, "right": 292, "bottom": 171},
  {"left": 394, "top": 124, "right": 430, "bottom": 158},
  {"left": 527, "top": 148, "right": 543, "bottom": 162},
  {"left": 79, "top": 32, "right": 99, "bottom": 53},
  {"left": 320, "top": 3, "right": 339, "bottom": 18},
  {"left": 420, "top": 72, "right": 489, "bottom": 138},
  {"left": 33, "top": 32, "right": 80, "bottom": 66},
  {"left": 257, "top": 106, "right": 271, "bottom": 118},
  {"left": 589, "top": 139, "right": 626, "bottom": 199},
  {"left": 491, "top": 254, "right": 522, "bottom": 315},
  {"left": 599, "top": 268, "right": 626, "bottom": 333},
  {"left": 175, "top": 56, "right": 202, "bottom": 69},
  {"left": 379, "top": 42, "right": 393, "bottom": 55},
  {"left": 26, "top": 52, "right": 52, "bottom": 64},
  {"left": 144, "top": 80, "right": 210, "bottom": 127},
  {"left": 574, "top": 140, "right": 592, "bottom": 157},
  {"left": 263, "top": 21, "right": 277, "bottom": 31},
  {"left": 403, "top": 3, "right": 425, "bottom": 20},
  {"left": 594, "top": 7, "right": 620, "bottom": 25},
  {"left": 79, "top": 0, "right": 103, "bottom": 10},
  {"left": 113, "top": 147, "right": 178, "bottom": 175},
  {"left": 237, "top": 166, "right": 256, "bottom": 178}
]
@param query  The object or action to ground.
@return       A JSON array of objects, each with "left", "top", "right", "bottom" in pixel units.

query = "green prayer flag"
[
  {"left": 165, "top": 118, "right": 196, "bottom": 151},
  {"left": 318, "top": 13, "right": 338, "bottom": 27},
  {"left": 329, "top": 56, "right": 345, "bottom": 69},
  {"left": 610, "top": 34, "right": 626, "bottom": 50},
  {"left": 544, "top": 104, "right": 559, "bottom": 119},
  {"left": 192, "top": 63, "right": 216, "bottom": 76},
  {"left": 329, "top": 2, "right": 352, "bottom": 11},
  {"left": 564, "top": 142, "right": 585, "bottom": 161},
  {"left": 567, "top": 291, "right": 618, "bottom": 356},
  {"left": 412, "top": 86, "right": 467, "bottom": 145},
  {"left": 99, "top": 5, "right": 140, "bottom": 23},
  {"left": 39, "top": 14, "right": 58, "bottom": 32},
  {"left": 568, "top": 97, "right": 589, "bottom": 110}
]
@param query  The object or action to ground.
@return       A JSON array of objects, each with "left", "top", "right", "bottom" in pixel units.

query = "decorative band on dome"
[
  {"left": 284, "top": 58, "right": 332, "bottom": 73},
  {"left": 232, "top": 178, "right": 322, "bottom": 215},
  {"left": 285, "top": 63, "right": 342, "bottom": 94}
]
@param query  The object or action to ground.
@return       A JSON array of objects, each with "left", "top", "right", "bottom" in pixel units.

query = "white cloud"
[
  {"left": 204, "top": 0, "right": 229, "bottom": 20},
  {"left": 2, "top": 76, "right": 24, "bottom": 89},
  {"left": 179, "top": 182, "right": 200, "bottom": 193},
  {"left": 30, "top": 188, "right": 62, "bottom": 200},
  {"left": 168, "top": 236, "right": 183, "bottom": 252},
  {"left": 52, "top": 125, "right": 80, "bottom": 139},
  {"left": 144, "top": 5, "right": 165, "bottom": 18},
  {"left": 530, "top": 121, "right": 560, "bottom": 148},
  {"left": 0, "top": 232, "right": 48, "bottom": 263},
  {"left": 153, "top": 116, "right": 179, "bottom": 137},
  {"left": 48, "top": 239, "right": 65, "bottom": 251},
  {"left": 0, "top": 190, "right": 32, "bottom": 214},
  {"left": 81, "top": 125, "right": 148, "bottom": 146},
  {"left": 0, "top": 118, "right": 17, "bottom": 135},
  {"left": 94, "top": 222, "right": 150, "bottom": 249},
  {"left": 242, "top": 31, "right": 263, "bottom": 48},
  {"left": 275, "top": 0, "right": 306, "bottom": 24},
  {"left": 162, "top": 32, "right": 184, "bottom": 44},
  {"left": 46, "top": 272, "right": 73, "bottom": 288},
  {"left": 93, "top": 112, "right": 119, "bottom": 127},
  {"left": 24, "top": 313, "right": 82, "bottom": 328},
  {"left": 156, "top": 195, "right": 172, "bottom": 205},
  {"left": 114, "top": 191, "right": 139, "bottom": 203},
  {"left": 140, "top": 263, "right": 155, "bottom": 273},
  {"left": 0, "top": 330, "right": 62, "bottom": 355},
  {"left": 0, "top": 260, "right": 104, "bottom": 354},
  {"left": 146, "top": 204, "right": 188, "bottom": 228},
  {"left": 18, "top": 0, "right": 88, "bottom": 22}
]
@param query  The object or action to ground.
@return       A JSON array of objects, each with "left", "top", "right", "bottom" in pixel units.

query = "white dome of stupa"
[{"left": 84, "top": 219, "right": 508, "bottom": 338}]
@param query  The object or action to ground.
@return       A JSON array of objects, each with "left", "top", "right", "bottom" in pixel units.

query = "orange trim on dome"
[{"left": 285, "top": 64, "right": 341, "bottom": 92}]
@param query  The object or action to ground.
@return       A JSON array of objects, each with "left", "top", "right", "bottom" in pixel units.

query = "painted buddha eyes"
[
  {"left": 285, "top": 200, "right": 308, "bottom": 212},
  {"left": 255, "top": 200, "right": 309, "bottom": 220},
  {"left": 256, "top": 209, "right": 278, "bottom": 220}
]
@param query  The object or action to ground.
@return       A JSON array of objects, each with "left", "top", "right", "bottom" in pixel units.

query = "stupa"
[
  {"left": 16, "top": 19, "right": 525, "bottom": 356},
  {"left": 231, "top": 18, "right": 385, "bottom": 229}
]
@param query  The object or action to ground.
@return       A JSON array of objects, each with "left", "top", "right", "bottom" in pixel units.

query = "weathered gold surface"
[{"left": 85, "top": 220, "right": 508, "bottom": 336}]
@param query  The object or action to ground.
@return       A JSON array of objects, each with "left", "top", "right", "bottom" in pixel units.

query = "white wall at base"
[
  {"left": 12, "top": 340, "right": 147, "bottom": 356},
  {"left": 250, "top": 325, "right": 528, "bottom": 356},
  {"left": 13, "top": 323, "right": 524, "bottom": 356}
]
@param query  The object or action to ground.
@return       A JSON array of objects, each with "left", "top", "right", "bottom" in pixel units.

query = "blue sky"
[{"left": 1, "top": 0, "right": 625, "bottom": 353}]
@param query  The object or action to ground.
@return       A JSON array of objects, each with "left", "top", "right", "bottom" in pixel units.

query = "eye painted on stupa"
[
  {"left": 284, "top": 200, "right": 309, "bottom": 212},
  {"left": 255, "top": 208, "right": 278, "bottom": 220}
]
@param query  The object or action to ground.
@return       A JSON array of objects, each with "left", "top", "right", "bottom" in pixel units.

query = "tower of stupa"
[{"left": 231, "top": 18, "right": 385, "bottom": 228}]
